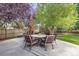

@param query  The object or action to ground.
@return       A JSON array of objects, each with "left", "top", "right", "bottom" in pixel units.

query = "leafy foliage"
[
  {"left": 11, "top": 20, "right": 25, "bottom": 29},
  {"left": 0, "top": 3, "right": 36, "bottom": 29},
  {"left": 0, "top": 3, "right": 33, "bottom": 21},
  {"left": 74, "top": 20, "right": 79, "bottom": 30},
  {"left": 35, "top": 3, "right": 78, "bottom": 30},
  {"left": 74, "top": 4, "right": 79, "bottom": 30}
]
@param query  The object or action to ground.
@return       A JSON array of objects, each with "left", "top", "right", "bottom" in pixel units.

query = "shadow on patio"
[{"left": 0, "top": 37, "right": 79, "bottom": 56}]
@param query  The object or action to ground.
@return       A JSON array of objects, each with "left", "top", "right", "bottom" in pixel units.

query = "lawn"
[{"left": 57, "top": 33, "right": 79, "bottom": 45}]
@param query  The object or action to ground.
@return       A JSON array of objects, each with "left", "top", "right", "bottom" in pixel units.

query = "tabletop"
[{"left": 31, "top": 34, "right": 54, "bottom": 38}]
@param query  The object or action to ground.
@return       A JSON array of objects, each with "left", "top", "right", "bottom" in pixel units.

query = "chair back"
[
  {"left": 24, "top": 35, "right": 32, "bottom": 43},
  {"left": 45, "top": 35, "right": 55, "bottom": 43}
]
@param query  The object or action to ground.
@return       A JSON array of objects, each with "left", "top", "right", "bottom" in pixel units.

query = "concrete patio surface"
[{"left": 0, "top": 37, "right": 79, "bottom": 56}]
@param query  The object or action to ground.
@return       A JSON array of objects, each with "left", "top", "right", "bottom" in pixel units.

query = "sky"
[{"left": 31, "top": 3, "right": 37, "bottom": 15}]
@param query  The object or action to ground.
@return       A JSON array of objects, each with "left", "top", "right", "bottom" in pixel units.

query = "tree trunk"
[{"left": 28, "top": 15, "right": 34, "bottom": 34}]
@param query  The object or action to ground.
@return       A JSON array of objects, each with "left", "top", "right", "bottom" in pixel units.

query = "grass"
[{"left": 57, "top": 33, "right": 79, "bottom": 45}]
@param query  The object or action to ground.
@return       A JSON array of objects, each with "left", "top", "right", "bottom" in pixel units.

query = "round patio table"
[
  {"left": 31, "top": 34, "right": 46, "bottom": 38},
  {"left": 31, "top": 34, "right": 54, "bottom": 38},
  {"left": 31, "top": 34, "right": 54, "bottom": 45},
  {"left": 31, "top": 34, "right": 47, "bottom": 45},
  {"left": 31, "top": 34, "right": 54, "bottom": 41}
]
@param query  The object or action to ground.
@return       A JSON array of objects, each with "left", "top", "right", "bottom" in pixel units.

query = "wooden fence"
[{"left": 0, "top": 29, "right": 26, "bottom": 40}]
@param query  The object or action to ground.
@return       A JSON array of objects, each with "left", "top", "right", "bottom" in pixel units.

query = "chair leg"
[
  {"left": 52, "top": 44, "right": 54, "bottom": 49},
  {"left": 24, "top": 42, "right": 27, "bottom": 49},
  {"left": 44, "top": 47, "right": 47, "bottom": 51},
  {"left": 44, "top": 45, "right": 47, "bottom": 51},
  {"left": 29, "top": 44, "right": 32, "bottom": 50},
  {"left": 37, "top": 43, "right": 39, "bottom": 47},
  {"left": 29, "top": 47, "right": 32, "bottom": 50},
  {"left": 37, "top": 40, "right": 40, "bottom": 47}
]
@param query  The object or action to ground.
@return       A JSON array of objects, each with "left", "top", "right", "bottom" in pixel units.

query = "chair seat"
[
  {"left": 40, "top": 35, "right": 55, "bottom": 51},
  {"left": 24, "top": 35, "right": 38, "bottom": 49}
]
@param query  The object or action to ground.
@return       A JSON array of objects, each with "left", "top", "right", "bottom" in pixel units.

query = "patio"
[{"left": 0, "top": 37, "right": 79, "bottom": 56}]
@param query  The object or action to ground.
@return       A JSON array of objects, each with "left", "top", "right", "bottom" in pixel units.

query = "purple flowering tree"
[
  {"left": 0, "top": 3, "right": 33, "bottom": 22},
  {"left": 0, "top": 3, "right": 36, "bottom": 36}
]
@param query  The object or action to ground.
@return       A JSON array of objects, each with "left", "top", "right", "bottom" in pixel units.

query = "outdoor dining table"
[
  {"left": 31, "top": 34, "right": 54, "bottom": 45},
  {"left": 31, "top": 34, "right": 46, "bottom": 38},
  {"left": 31, "top": 34, "right": 54, "bottom": 41},
  {"left": 23, "top": 34, "right": 55, "bottom": 49},
  {"left": 31, "top": 34, "right": 47, "bottom": 42},
  {"left": 31, "top": 34, "right": 54, "bottom": 38}
]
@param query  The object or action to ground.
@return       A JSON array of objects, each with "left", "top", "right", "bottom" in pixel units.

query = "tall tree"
[
  {"left": 74, "top": 3, "right": 79, "bottom": 30},
  {"left": 0, "top": 3, "right": 36, "bottom": 36},
  {"left": 0, "top": 3, "right": 33, "bottom": 27},
  {"left": 35, "top": 3, "right": 78, "bottom": 30}
]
